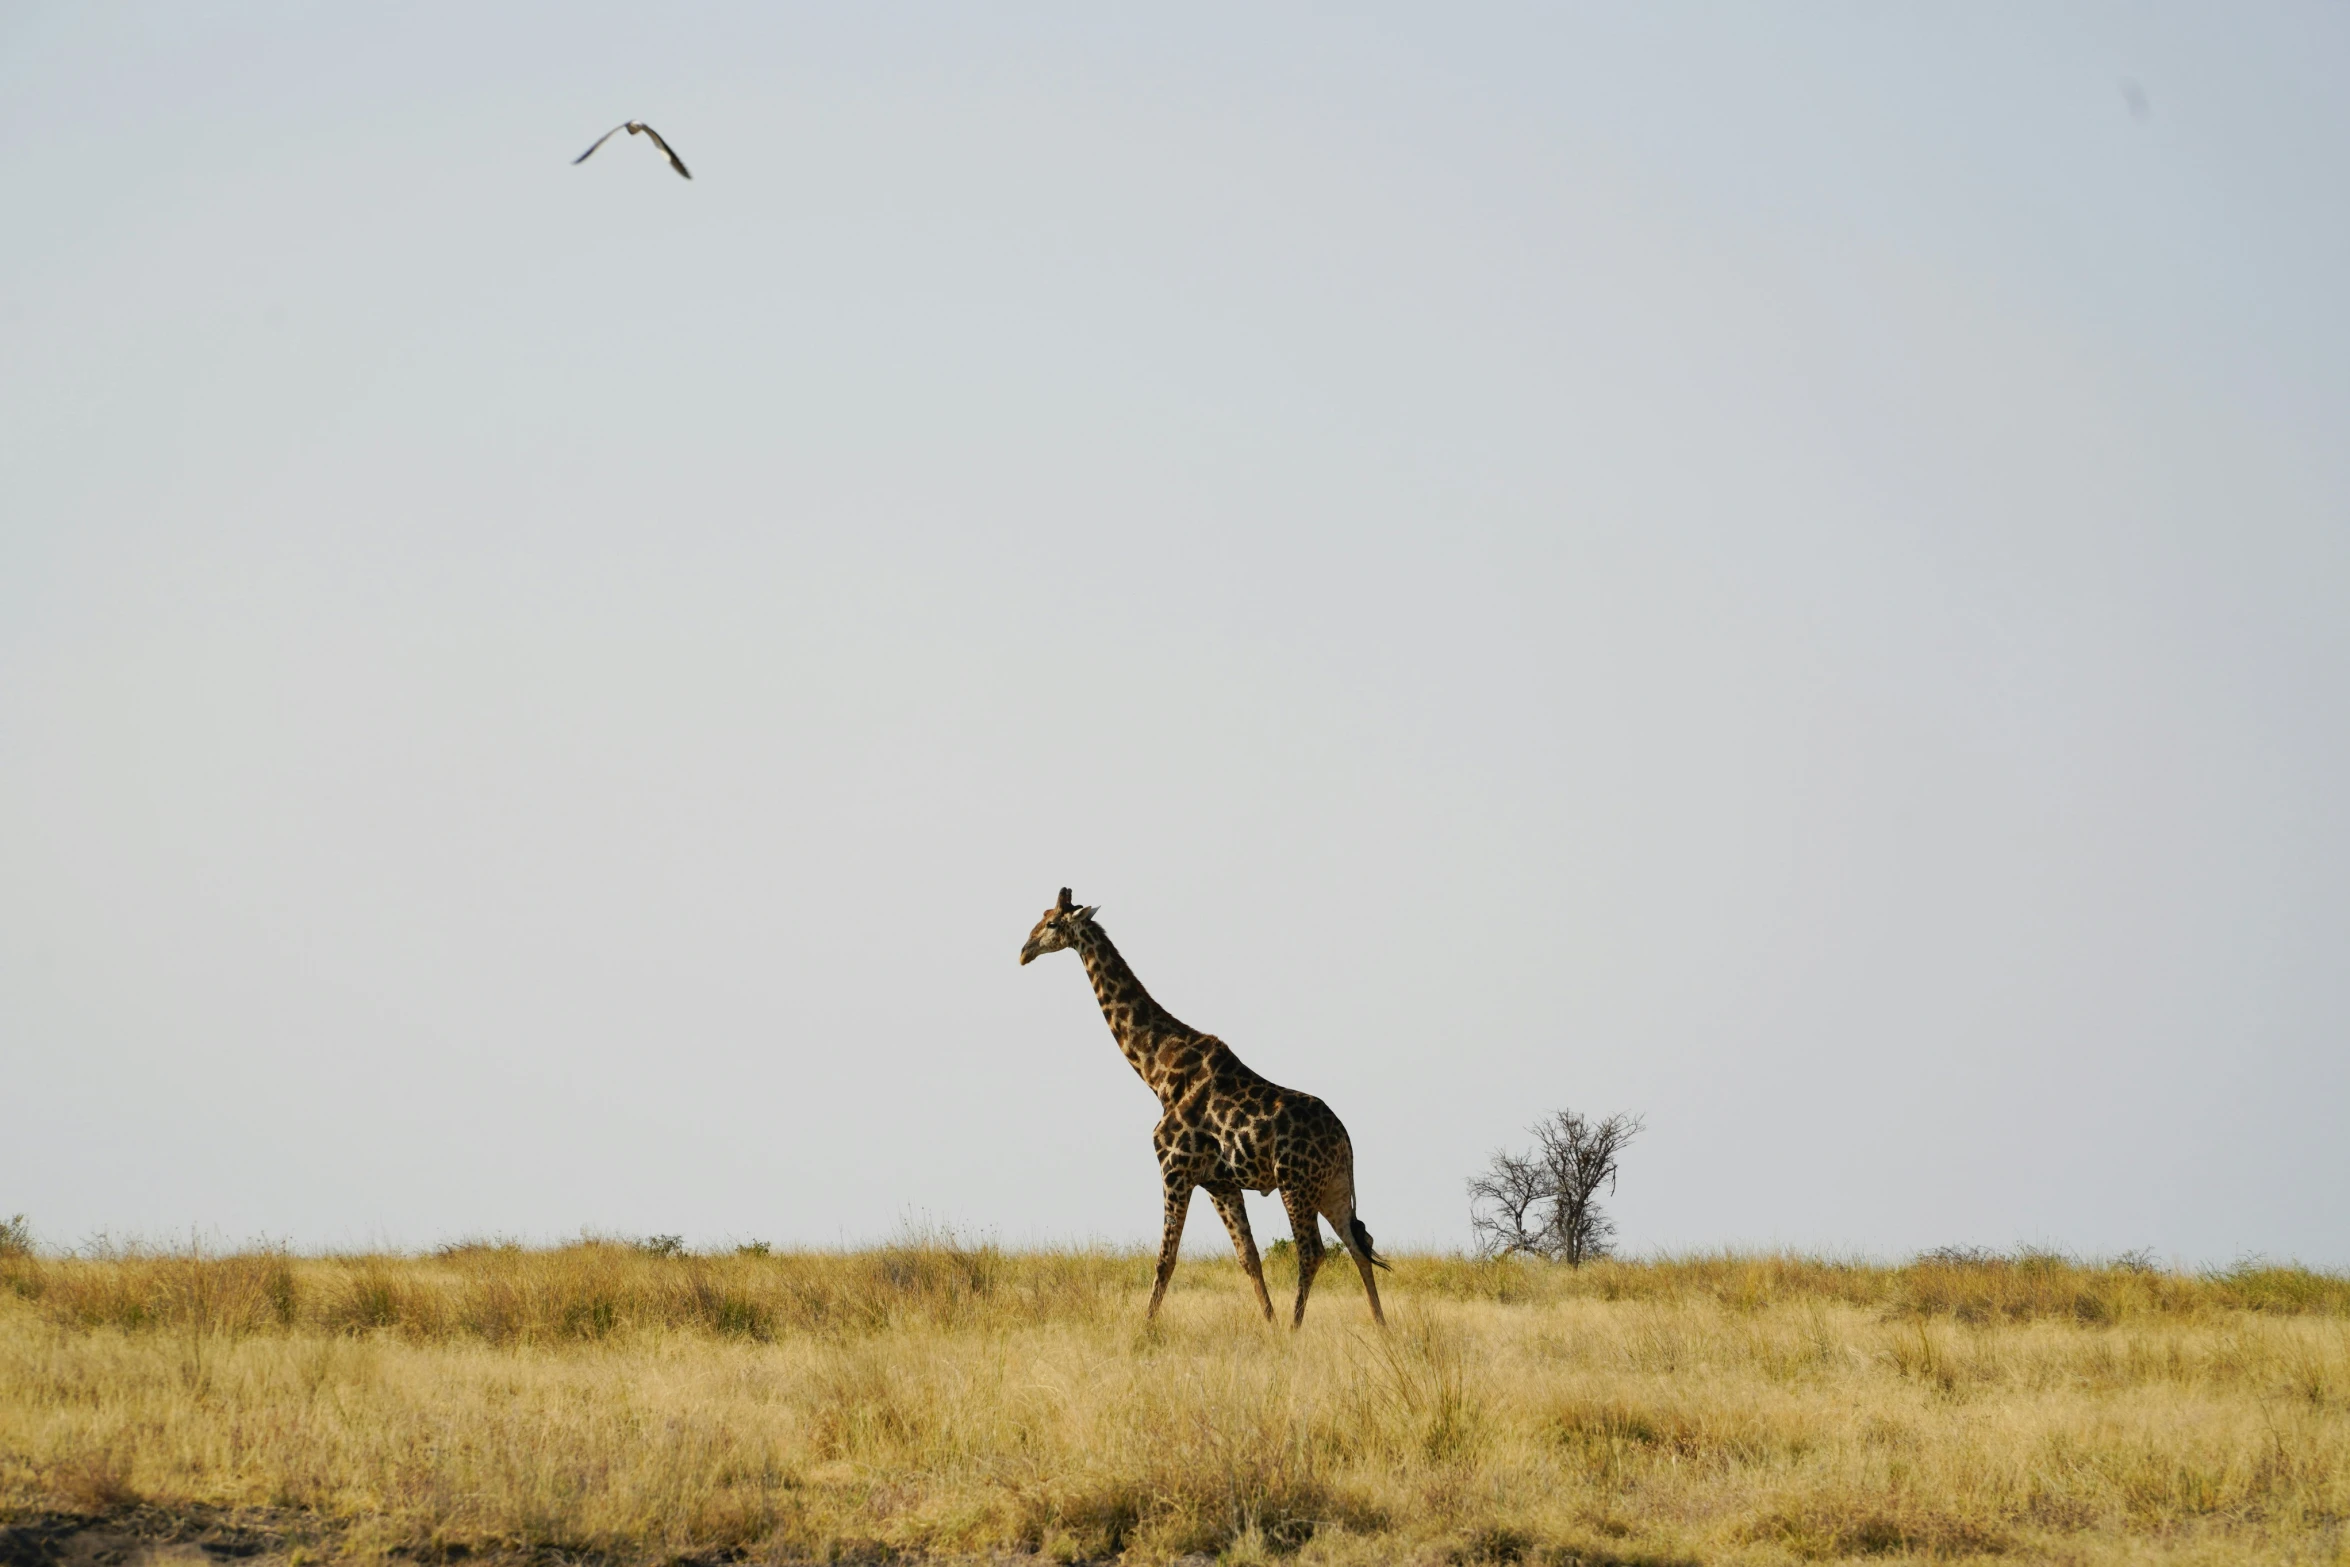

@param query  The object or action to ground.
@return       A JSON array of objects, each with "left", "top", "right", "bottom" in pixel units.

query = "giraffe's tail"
[{"left": 1348, "top": 1214, "right": 1393, "bottom": 1271}]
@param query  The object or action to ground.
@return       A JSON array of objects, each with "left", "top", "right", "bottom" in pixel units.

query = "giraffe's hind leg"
[
  {"left": 1207, "top": 1185, "right": 1276, "bottom": 1323},
  {"left": 1323, "top": 1189, "right": 1387, "bottom": 1327},
  {"left": 1147, "top": 1179, "right": 1195, "bottom": 1321},
  {"left": 1279, "top": 1186, "right": 1326, "bottom": 1328}
]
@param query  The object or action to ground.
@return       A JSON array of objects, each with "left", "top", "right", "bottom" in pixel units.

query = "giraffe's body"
[{"left": 1020, "top": 889, "right": 1388, "bottom": 1326}]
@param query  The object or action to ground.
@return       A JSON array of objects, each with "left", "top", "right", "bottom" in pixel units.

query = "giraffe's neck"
[{"left": 1073, "top": 922, "right": 1195, "bottom": 1101}]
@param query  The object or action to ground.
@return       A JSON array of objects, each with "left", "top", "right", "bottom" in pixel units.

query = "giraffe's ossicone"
[{"left": 1020, "top": 887, "right": 1390, "bottom": 1327}]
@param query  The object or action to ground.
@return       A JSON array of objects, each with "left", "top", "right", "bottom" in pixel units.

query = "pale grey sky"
[{"left": 3, "top": 4, "right": 2345, "bottom": 1264}]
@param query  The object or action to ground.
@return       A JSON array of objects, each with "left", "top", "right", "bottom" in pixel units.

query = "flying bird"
[{"left": 573, "top": 121, "right": 692, "bottom": 180}]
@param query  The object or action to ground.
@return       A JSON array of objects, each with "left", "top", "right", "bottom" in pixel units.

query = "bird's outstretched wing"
[
  {"left": 573, "top": 123, "right": 629, "bottom": 164},
  {"left": 636, "top": 124, "right": 692, "bottom": 180}
]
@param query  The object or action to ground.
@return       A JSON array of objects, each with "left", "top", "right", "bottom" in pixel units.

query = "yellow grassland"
[{"left": 2, "top": 1241, "right": 2347, "bottom": 1565}]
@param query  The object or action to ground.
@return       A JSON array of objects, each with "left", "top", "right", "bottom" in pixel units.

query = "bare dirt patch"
[{"left": 0, "top": 1509, "right": 305, "bottom": 1567}]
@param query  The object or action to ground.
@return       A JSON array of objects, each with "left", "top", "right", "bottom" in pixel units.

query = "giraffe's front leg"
[
  {"left": 1207, "top": 1184, "right": 1276, "bottom": 1323},
  {"left": 1279, "top": 1187, "right": 1326, "bottom": 1328},
  {"left": 1146, "top": 1178, "right": 1195, "bottom": 1320}
]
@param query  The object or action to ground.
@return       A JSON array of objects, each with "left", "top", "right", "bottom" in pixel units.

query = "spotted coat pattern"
[{"left": 1020, "top": 889, "right": 1388, "bottom": 1326}]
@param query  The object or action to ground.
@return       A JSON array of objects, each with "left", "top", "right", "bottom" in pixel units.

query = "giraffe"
[{"left": 1019, "top": 888, "right": 1389, "bottom": 1327}]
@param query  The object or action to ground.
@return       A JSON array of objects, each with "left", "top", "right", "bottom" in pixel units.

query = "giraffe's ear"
[
  {"left": 1057, "top": 887, "right": 1074, "bottom": 911},
  {"left": 1078, "top": 905, "right": 1098, "bottom": 922}
]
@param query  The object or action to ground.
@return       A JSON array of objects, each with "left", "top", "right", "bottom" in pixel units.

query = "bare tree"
[
  {"left": 1468, "top": 1110, "right": 1643, "bottom": 1266},
  {"left": 1464, "top": 1149, "right": 1551, "bottom": 1258},
  {"left": 1541, "top": 1110, "right": 1644, "bottom": 1266}
]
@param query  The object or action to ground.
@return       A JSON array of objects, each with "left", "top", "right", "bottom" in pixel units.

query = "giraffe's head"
[{"left": 1019, "top": 886, "right": 1097, "bottom": 965}]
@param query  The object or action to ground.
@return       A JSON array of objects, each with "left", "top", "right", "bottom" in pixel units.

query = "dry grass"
[{"left": 3, "top": 1240, "right": 2347, "bottom": 1565}]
